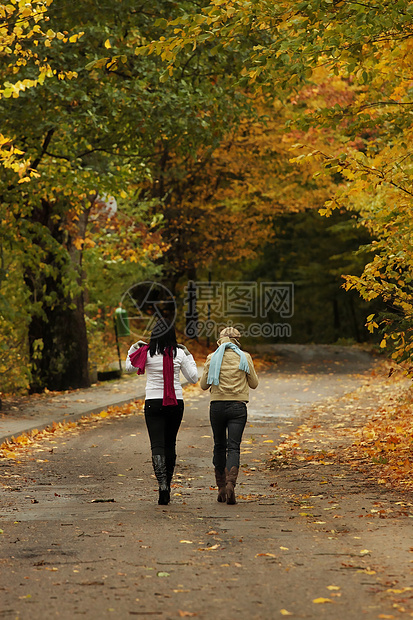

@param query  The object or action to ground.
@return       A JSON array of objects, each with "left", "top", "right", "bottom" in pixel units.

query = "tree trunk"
[
  {"left": 28, "top": 287, "right": 90, "bottom": 392},
  {"left": 26, "top": 200, "right": 91, "bottom": 392}
]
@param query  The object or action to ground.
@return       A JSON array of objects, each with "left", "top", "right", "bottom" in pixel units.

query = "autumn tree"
[
  {"left": 91, "top": 5, "right": 281, "bottom": 298},
  {"left": 1, "top": 0, "right": 269, "bottom": 392},
  {"left": 1, "top": 0, "right": 172, "bottom": 392},
  {"left": 135, "top": 0, "right": 413, "bottom": 366},
  {"left": 0, "top": 0, "right": 82, "bottom": 392},
  {"left": 0, "top": 0, "right": 79, "bottom": 173}
]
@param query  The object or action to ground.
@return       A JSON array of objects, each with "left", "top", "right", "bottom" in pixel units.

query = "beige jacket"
[{"left": 200, "top": 336, "right": 259, "bottom": 402}]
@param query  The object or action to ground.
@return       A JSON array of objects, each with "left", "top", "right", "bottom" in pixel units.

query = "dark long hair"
[{"left": 148, "top": 320, "right": 178, "bottom": 357}]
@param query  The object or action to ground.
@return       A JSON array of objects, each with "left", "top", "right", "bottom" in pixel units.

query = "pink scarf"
[{"left": 129, "top": 344, "right": 177, "bottom": 406}]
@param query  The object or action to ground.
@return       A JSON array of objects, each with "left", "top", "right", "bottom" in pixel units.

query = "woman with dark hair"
[{"left": 126, "top": 321, "right": 198, "bottom": 505}]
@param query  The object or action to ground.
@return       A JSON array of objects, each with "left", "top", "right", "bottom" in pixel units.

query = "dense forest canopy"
[{"left": 1, "top": 0, "right": 412, "bottom": 394}]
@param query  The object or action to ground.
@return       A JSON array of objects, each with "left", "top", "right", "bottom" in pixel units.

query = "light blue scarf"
[{"left": 207, "top": 342, "right": 250, "bottom": 386}]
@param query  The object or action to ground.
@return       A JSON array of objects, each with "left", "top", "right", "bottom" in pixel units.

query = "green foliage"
[
  {"left": 0, "top": 253, "right": 32, "bottom": 393},
  {"left": 140, "top": 0, "right": 413, "bottom": 87}
]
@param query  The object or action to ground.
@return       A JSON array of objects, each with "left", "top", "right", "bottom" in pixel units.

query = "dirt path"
[{"left": 0, "top": 346, "right": 412, "bottom": 619}]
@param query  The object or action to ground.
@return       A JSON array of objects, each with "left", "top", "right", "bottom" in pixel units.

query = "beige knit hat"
[{"left": 219, "top": 326, "right": 241, "bottom": 339}]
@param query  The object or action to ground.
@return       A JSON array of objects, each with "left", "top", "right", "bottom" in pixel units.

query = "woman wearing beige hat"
[{"left": 200, "top": 326, "right": 259, "bottom": 504}]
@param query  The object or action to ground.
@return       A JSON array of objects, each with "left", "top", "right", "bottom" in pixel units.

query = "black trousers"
[
  {"left": 144, "top": 399, "right": 184, "bottom": 458},
  {"left": 209, "top": 400, "right": 247, "bottom": 471}
]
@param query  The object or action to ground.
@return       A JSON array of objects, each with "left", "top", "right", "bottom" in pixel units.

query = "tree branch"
[
  {"left": 356, "top": 101, "right": 413, "bottom": 113},
  {"left": 31, "top": 128, "right": 56, "bottom": 170}
]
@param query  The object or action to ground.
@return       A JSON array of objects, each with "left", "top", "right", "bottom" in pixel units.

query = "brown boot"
[
  {"left": 225, "top": 466, "right": 239, "bottom": 505},
  {"left": 214, "top": 468, "right": 226, "bottom": 503}
]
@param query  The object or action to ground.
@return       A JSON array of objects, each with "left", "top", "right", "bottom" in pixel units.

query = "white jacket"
[{"left": 126, "top": 346, "right": 198, "bottom": 400}]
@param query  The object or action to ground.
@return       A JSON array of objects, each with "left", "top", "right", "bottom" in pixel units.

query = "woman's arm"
[
  {"left": 246, "top": 354, "right": 259, "bottom": 389},
  {"left": 200, "top": 357, "right": 211, "bottom": 390},
  {"left": 125, "top": 345, "right": 137, "bottom": 373},
  {"left": 125, "top": 341, "right": 147, "bottom": 373},
  {"left": 180, "top": 351, "right": 199, "bottom": 384}
]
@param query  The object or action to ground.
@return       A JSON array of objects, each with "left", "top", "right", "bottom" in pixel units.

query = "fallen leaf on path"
[
  {"left": 327, "top": 585, "right": 340, "bottom": 591},
  {"left": 178, "top": 611, "right": 197, "bottom": 617},
  {"left": 0, "top": 449, "right": 17, "bottom": 459},
  {"left": 0, "top": 401, "right": 144, "bottom": 461},
  {"left": 180, "top": 540, "right": 193, "bottom": 544},
  {"left": 313, "top": 598, "right": 333, "bottom": 604},
  {"left": 280, "top": 610, "right": 293, "bottom": 616},
  {"left": 269, "top": 376, "right": 413, "bottom": 490},
  {"left": 91, "top": 498, "right": 115, "bottom": 503},
  {"left": 255, "top": 553, "right": 276, "bottom": 558}
]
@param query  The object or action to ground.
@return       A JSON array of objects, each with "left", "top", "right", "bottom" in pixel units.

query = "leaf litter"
[{"left": 268, "top": 365, "right": 413, "bottom": 492}]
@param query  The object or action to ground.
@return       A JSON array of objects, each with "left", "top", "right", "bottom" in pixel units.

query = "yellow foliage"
[{"left": 0, "top": 0, "right": 80, "bottom": 173}]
